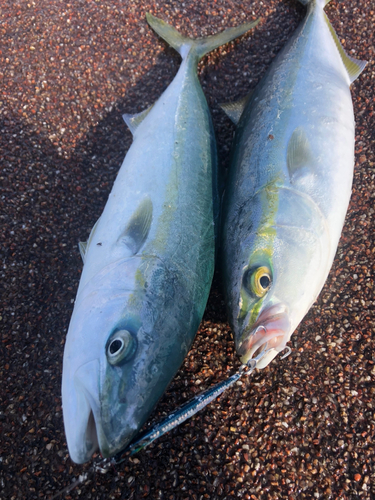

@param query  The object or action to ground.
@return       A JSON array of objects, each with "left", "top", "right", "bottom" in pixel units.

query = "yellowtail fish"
[
  {"left": 62, "top": 14, "right": 259, "bottom": 464},
  {"left": 221, "top": 0, "right": 366, "bottom": 368}
]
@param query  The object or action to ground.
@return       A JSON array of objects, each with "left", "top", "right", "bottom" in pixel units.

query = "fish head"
[
  {"left": 62, "top": 255, "right": 140, "bottom": 464},
  {"left": 62, "top": 256, "right": 196, "bottom": 463},
  {"left": 232, "top": 247, "right": 289, "bottom": 368},
  {"left": 232, "top": 211, "right": 326, "bottom": 369}
]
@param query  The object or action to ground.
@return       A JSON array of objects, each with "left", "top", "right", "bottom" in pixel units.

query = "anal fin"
[{"left": 219, "top": 93, "right": 252, "bottom": 125}]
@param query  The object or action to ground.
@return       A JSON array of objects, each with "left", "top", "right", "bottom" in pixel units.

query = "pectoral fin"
[
  {"left": 118, "top": 197, "right": 153, "bottom": 254},
  {"left": 287, "top": 127, "right": 314, "bottom": 182}
]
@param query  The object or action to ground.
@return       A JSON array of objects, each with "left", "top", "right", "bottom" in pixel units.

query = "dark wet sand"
[{"left": 1, "top": 1, "right": 374, "bottom": 498}]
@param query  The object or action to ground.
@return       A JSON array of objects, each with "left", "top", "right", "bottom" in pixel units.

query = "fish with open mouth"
[
  {"left": 62, "top": 14, "right": 259, "bottom": 464},
  {"left": 221, "top": 0, "right": 366, "bottom": 369}
]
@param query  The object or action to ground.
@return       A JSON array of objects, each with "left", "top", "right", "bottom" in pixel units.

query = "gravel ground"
[{"left": 1, "top": 0, "right": 373, "bottom": 499}]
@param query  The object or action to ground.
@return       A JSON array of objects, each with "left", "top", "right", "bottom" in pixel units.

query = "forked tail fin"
[
  {"left": 323, "top": 12, "right": 367, "bottom": 83},
  {"left": 297, "top": 0, "right": 367, "bottom": 83},
  {"left": 146, "top": 13, "right": 259, "bottom": 61},
  {"left": 297, "top": 0, "right": 331, "bottom": 6}
]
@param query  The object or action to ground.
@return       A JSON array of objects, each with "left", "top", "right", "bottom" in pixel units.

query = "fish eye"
[
  {"left": 244, "top": 266, "right": 272, "bottom": 298},
  {"left": 109, "top": 338, "right": 124, "bottom": 355},
  {"left": 107, "top": 329, "right": 137, "bottom": 365},
  {"left": 259, "top": 274, "right": 271, "bottom": 289}
]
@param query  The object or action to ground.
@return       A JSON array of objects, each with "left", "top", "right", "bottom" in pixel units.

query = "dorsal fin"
[
  {"left": 118, "top": 197, "right": 153, "bottom": 254},
  {"left": 219, "top": 93, "right": 252, "bottom": 125},
  {"left": 323, "top": 12, "right": 367, "bottom": 83},
  {"left": 123, "top": 105, "right": 154, "bottom": 135},
  {"left": 78, "top": 217, "right": 101, "bottom": 263},
  {"left": 287, "top": 127, "right": 314, "bottom": 181},
  {"left": 78, "top": 241, "right": 87, "bottom": 263}
]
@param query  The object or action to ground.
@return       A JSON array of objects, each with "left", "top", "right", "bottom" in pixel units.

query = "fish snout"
[
  {"left": 238, "top": 303, "right": 291, "bottom": 368},
  {"left": 62, "top": 359, "right": 102, "bottom": 464},
  {"left": 70, "top": 358, "right": 135, "bottom": 462}
]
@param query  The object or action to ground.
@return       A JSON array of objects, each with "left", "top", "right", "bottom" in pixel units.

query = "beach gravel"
[{"left": 0, "top": 1, "right": 374, "bottom": 499}]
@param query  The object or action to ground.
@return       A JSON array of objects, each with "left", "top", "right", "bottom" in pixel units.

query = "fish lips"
[
  {"left": 62, "top": 359, "right": 102, "bottom": 464},
  {"left": 238, "top": 303, "right": 291, "bottom": 368},
  {"left": 63, "top": 358, "right": 137, "bottom": 464}
]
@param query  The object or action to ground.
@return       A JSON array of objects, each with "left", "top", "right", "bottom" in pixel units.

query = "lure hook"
[{"left": 280, "top": 345, "right": 292, "bottom": 360}]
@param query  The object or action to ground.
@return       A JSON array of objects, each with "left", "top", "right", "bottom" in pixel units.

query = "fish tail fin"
[
  {"left": 323, "top": 13, "right": 367, "bottom": 83},
  {"left": 146, "top": 13, "right": 259, "bottom": 61},
  {"left": 297, "top": 0, "right": 367, "bottom": 83},
  {"left": 297, "top": 0, "right": 331, "bottom": 6},
  {"left": 190, "top": 18, "right": 260, "bottom": 60}
]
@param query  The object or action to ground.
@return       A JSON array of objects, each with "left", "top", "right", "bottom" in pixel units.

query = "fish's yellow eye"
[
  {"left": 251, "top": 266, "right": 272, "bottom": 297},
  {"left": 243, "top": 266, "right": 272, "bottom": 298}
]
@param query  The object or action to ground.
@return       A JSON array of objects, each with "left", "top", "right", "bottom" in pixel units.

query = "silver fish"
[
  {"left": 221, "top": 0, "right": 366, "bottom": 369},
  {"left": 62, "top": 14, "right": 259, "bottom": 464}
]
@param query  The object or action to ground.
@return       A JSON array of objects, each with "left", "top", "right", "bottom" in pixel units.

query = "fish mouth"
[
  {"left": 238, "top": 303, "right": 290, "bottom": 368},
  {"left": 62, "top": 359, "right": 101, "bottom": 464},
  {"left": 63, "top": 358, "right": 138, "bottom": 464},
  {"left": 85, "top": 409, "right": 99, "bottom": 455},
  {"left": 73, "top": 406, "right": 100, "bottom": 464}
]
